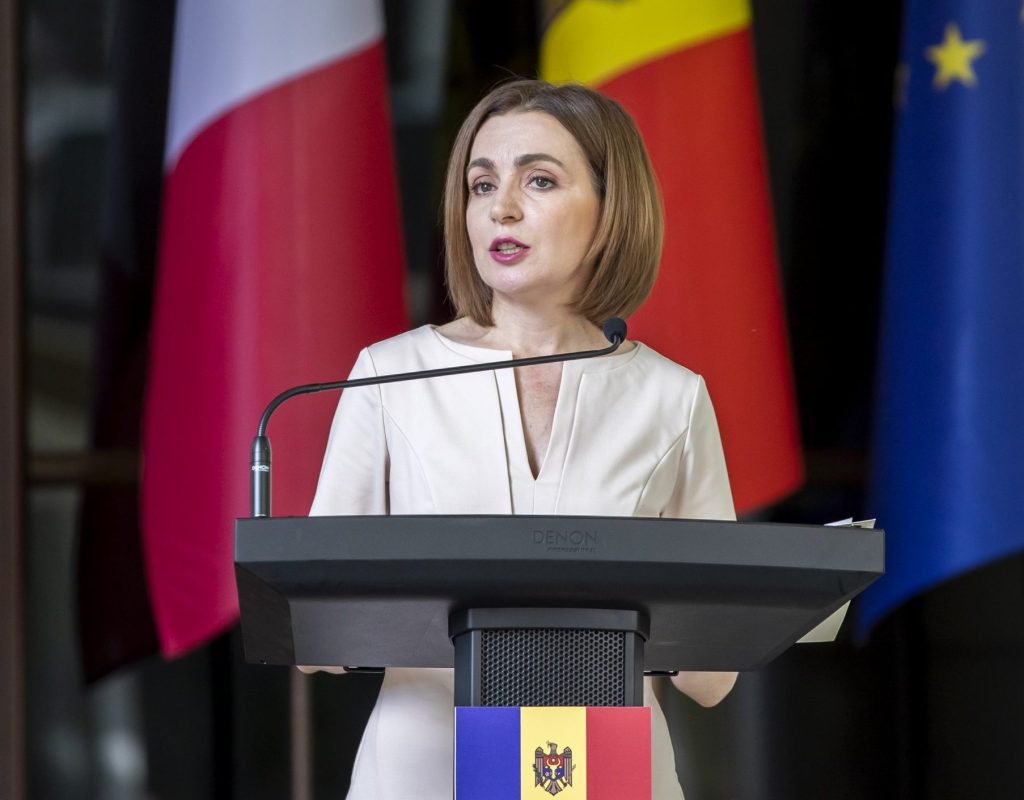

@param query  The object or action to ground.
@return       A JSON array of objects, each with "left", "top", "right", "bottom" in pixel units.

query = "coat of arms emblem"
[{"left": 533, "top": 741, "right": 574, "bottom": 795}]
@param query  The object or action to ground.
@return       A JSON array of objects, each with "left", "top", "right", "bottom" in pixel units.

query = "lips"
[{"left": 489, "top": 237, "right": 530, "bottom": 264}]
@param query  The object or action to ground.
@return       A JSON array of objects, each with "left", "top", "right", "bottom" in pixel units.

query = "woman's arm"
[
  {"left": 662, "top": 375, "right": 739, "bottom": 706},
  {"left": 309, "top": 347, "right": 388, "bottom": 517},
  {"left": 297, "top": 665, "right": 346, "bottom": 675},
  {"left": 301, "top": 348, "right": 388, "bottom": 674},
  {"left": 670, "top": 670, "right": 738, "bottom": 707}
]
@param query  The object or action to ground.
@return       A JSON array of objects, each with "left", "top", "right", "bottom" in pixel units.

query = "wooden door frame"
[{"left": 0, "top": 0, "right": 25, "bottom": 797}]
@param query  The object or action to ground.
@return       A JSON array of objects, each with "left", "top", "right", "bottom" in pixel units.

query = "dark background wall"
[{"left": 10, "top": 0, "right": 1024, "bottom": 798}]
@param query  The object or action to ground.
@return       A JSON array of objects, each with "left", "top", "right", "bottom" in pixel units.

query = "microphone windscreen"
[{"left": 603, "top": 317, "right": 628, "bottom": 344}]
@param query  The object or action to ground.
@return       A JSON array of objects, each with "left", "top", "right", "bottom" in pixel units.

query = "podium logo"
[
  {"left": 532, "top": 529, "right": 597, "bottom": 553},
  {"left": 533, "top": 742, "right": 574, "bottom": 795}
]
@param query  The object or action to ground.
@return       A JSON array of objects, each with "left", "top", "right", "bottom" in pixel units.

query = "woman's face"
[{"left": 465, "top": 111, "right": 601, "bottom": 312}]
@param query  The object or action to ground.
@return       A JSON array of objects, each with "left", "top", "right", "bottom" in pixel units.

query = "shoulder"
[
  {"left": 585, "top": 343, "right": 713, "bottom": 440},
  {"left": 364, "top": 325, "right": 436, "bottom": 358},
  {"left": 360, "top": 325, "right": 468, "bottom": 373},
  {"left": 628, "top": 343, "right": 707, "bottom": 398}
]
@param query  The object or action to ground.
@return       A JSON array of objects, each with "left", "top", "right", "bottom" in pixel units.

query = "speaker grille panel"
[{"left": 479, "top": 628, "right": 625, "bottom": 706}]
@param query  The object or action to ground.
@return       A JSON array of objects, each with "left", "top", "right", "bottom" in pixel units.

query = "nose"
[{"left": 490, "top": 183, "right": 523, "bottom": 223}]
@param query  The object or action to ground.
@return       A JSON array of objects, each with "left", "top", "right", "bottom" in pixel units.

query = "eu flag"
[{"left": 857, "top": 0, "right": 1024, "bottom": 638}]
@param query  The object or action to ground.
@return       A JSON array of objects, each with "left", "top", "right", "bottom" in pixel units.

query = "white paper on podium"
[
  {"left": 797, "top": 517, "right": 877, "bottom": 643},
  {"left": 798, "top": 603, "right": 849, "bottom": 643}
]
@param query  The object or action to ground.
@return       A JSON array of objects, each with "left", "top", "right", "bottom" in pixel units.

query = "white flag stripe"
[{"left": 165, "top": 0, "right": 383, "bottom": 168}]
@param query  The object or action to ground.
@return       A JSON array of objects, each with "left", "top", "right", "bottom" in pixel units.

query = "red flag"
[
  {"left": 142, "top": 0, "right": 407, "bottom": 656},
  {"left": 543, "top": 0, "right": 802, "bottom": 512}
]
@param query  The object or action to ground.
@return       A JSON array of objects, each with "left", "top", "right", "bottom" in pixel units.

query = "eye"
[
  {"left": 469, "top": 179, "right": 495, "bottom": 196},
  {"left": 529, "top": 175, "right": 556, "bottom": 189}
]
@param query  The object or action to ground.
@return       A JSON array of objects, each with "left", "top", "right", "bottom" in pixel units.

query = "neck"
[{"left": 485, "top": 300, "right": 605, "bottom": 357}]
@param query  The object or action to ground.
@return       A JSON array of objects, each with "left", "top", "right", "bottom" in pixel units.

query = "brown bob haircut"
[{"left": 443, "top": 79, "right": 664, "bottom": 327}]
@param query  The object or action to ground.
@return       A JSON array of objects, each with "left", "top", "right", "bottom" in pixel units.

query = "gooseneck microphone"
[{"left": 250, "top": 317, "right": 628, "bottom": 517}]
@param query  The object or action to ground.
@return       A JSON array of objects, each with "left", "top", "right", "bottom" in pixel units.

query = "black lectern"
[{"left": 234, "top": 515, "right": 883, "bottom": 706}]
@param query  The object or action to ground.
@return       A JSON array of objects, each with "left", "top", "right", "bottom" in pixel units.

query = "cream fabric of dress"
[{"left": 310, "top": 325, "right": 736, "bottom": 800}]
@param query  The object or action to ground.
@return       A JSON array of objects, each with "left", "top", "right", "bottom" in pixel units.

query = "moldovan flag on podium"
[
  {"left": 542, "top": 0, "right": 801, "bottom": 512},
  {"left": 455, "top": 706, "right": 651, "bottom": 799},
  {"left": 142, "top": 0, "right": 407, "bottom": 656}
]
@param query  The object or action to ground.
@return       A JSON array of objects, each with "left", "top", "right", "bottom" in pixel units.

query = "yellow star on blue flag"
[
  {"left": 858, "top": 0, "right": 1024, "bottom": 639},
  {"left": 925, "top": 23, "right": 986, "bottom": 88}
]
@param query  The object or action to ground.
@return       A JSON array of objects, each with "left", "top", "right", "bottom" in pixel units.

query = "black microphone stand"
[{"left": 249, "top": 318, "right": 627, "bottom": 517}]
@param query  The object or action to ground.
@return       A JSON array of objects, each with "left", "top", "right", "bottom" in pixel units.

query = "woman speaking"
[{"left": 310, "top": 79, "right": 737, "bottom": 799}]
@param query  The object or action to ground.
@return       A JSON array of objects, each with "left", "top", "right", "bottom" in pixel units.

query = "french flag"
[{"left": 141, "top": 0, "right": 407, "bottom": 657}]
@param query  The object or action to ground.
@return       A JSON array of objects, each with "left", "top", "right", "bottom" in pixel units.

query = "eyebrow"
[{"left": 466, "top": 153, "right": 566, "bottom": 173}]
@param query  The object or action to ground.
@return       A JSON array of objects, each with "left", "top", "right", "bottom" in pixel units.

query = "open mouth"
[{"left": 490, "top": 237, "right": 528, "bottom": 254}]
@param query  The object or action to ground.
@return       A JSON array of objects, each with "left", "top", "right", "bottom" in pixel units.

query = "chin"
[{"left": 479, "top": 271, "right": 531, "bottom": 296}]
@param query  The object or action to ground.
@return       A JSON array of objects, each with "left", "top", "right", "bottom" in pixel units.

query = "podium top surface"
[{"left": 235, "top": 515, "right": 884, "bottom": 671}]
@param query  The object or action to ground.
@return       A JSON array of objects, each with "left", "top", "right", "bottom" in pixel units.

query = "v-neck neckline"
[
  {"left": 427, "top": 325, "right": 643, "bottom": 508},
  {"left": 501, "top": 360, "right": 570, "bottom": 483}
]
